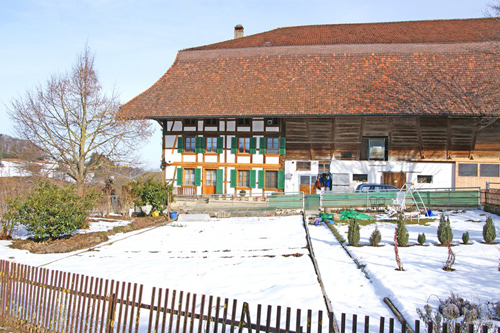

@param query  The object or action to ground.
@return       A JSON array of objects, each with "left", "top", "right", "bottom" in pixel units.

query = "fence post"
[{"left": 106, "top": 293, "right": 117, "bottom": 333}]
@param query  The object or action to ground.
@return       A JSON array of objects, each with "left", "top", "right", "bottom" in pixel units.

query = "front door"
[
  {"left": 299, "top": 175, "right": 316, "bottom": 194},
  {"left": 203, "top": 169, "right": 217, "bottom": 195},
  {"left": 383, "top": 172, "right": 407, "bottom": 189}
]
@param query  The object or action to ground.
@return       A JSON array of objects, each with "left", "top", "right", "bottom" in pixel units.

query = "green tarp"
[{"left": 339, "top": 210, "right": 374, "bottom": 221}]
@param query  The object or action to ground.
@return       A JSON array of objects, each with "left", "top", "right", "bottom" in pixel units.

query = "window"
[
  {"left": 266, "top": 171, "right": 278, "bottom": 188},
  {"left": 341, "top": 151, "right": 353, "bottom": 159},
  {"left": 297, "top": 162, "right": 311, "bottom": 171},
  {"left": 318, "top": 162, "right": 330, "bottom": 173},
  {"left": 185, "top": 137, "right": 196, "bottom": 153},
  {"left": 237, "top": 118, "right": 251, "bottom": 126},
  {"left": 417, "top": 175, "right": 433, "bottom": 183},
  {"left": 238, "top": 138, "right": 250, "bottom": 154},
  {"left": 361, "top": 137, "right": 388, "bottom": 161},
  {"left": 184, "top": 168, "right": 196, "bottom": 185},
  {"left": 265, "top": 118, "right": 278, "bottom": 125},
  {"left": 458, "top": 164, "right": 478, "bottom": 177},
  {"left": 238, "top": 170, "right": 250, "bottom": 187},
  {"left": 205, "top": 169, "right": 217, "bottom": 185},
  {"left": 184, "top": 119, "right": 196, "bottom": 126},
  {"left": 204, "top": 119, "right": 218, "bottom": 126},
  {"left": 353, "top": 174, "right": 368, "bottom": 182},
  {"left": 300, "top": 175, "right": 311, "bottom": 185},
  {"left": 368, "top": 138, "right": 386, "bottom": 160},
  {"left": 267, "top": 138, "right": 279, "bottom": 154},
  {"left": 480, "top": 164, "right": 499, "bottom": 177},
  {"left": 206, "top": 137, "right": 218, "bottom": 153}
]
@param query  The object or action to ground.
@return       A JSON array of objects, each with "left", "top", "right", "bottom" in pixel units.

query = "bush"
[
  {"left": 417, "top": 232, "right": 426, "bottom": 245},
  {"left": 347, "top": 218, "right": 360, "bottom": 246},
  {"left": 130, "top": 177, "right": 173, "bottom": 215},
  {"left": 483, "top": 216, "right": 497, "bottom": 244},
  {"left": 462, "top": 231, "right": 469, "bottom": 244},
  {"left": 396, "top": 214, "right": 409, "bottom": 247},
  {"left": 4, "top": 181, "right": 97, "bottom": 241},
  {"left": 369, "top": 226, "right": 381, "bottom": 246},
  {"left": 437, "top": 214, "right": 453, "bottom": 245}
]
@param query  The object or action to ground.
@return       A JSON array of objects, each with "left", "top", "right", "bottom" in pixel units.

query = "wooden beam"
[
  {"left": 415, "top": 117, "right": 424, "bottom": 158},
  {"left": 357, "top": 118, "right": 365, "bottom": 160},
  {"left": 305, "top": 119, "right": 314, "bottom": 160},
  {"left": 330, "top": 117, "right": 336, "bottom": 159},
  {"left": 447, "top": 117, "right": 452, "bottom": 159},
  {"left": 469, "top": 129, "right": 477, "bottom": 159}
]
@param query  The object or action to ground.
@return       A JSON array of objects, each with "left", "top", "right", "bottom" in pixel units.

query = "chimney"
[{"left": 234, "top": 24, "right": 244, "bottom": 39}]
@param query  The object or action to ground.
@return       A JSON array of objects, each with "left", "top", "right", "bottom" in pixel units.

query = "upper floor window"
[
  {"left": 265, "top": 118, "right": 279, "bottom": 125},
  {"left": 184, "top": 119, "right": 196, "bottom": 126},
  {"left": 185, "top": 137, "right": 196, "bottom": 153},
  {"left": 361, "top": 137, "right": 388, "bottom": 161},
  {"left": 237, "top": 118, "right": 251, "bottom": 126},
  {"left": 204, "top": 119, "right": 218, "bottom": 126},
  {"left": 297, "top": 162, "right": 311, "bottom": 171},
  {"left": 267, "top": 138, "right": 279, "bottom": 154},
  {"left": 238, "top": 137, "right": 250, "bottom": 154},
  {"left": 206, "top": 137, "right": 218, "bottom": 153}
]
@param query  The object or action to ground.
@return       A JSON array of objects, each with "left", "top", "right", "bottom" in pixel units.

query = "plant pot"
[{"left": 170, "top": 211, "right": 178, "bottom": 219}]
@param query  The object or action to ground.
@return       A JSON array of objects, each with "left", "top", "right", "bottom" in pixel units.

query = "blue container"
[{"left": 170, "top": 211, "right": 178, "bottom": 219}]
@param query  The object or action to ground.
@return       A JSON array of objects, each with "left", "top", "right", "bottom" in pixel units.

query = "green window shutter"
[
  {"left": 194, "top": 168, "right": 201, "bottom": 186},
  {"left": 216, "top": 169, "right": 223, "bottom": 194},
  {"left": 250, "top": 137, "right": 257, "bottom": 154},
  {"left": 278, "top": 170, "right": 285, "bottom": 189},
  {"left": 259, "top": 137, "right": 266, "bottom": 155},
  {"left": 258, "top": 170, "right": 265, "bottom": 189},
  {"left": 231, "top": 137, "right": 238, "bottom": 154},
  {"left": 230, "top": 169, "right": 237, "bottom": 188},
  {"left": 195, "top": 137, "right": 205, "bottom": 153},
  {"left": 249, "top": 170, "right": 256, "bottom": 188},
  {"left": 177, "top": 136, "right": 184, "bottom": 153},
  {"left": 177, "top": 168, "right": 183, "bottom": 186},
  {"left": 279, "top": 137, "right": 286, "bottom": 155},
  {"left": 217, "top": 137, "right": 224, "bottom": 154}
]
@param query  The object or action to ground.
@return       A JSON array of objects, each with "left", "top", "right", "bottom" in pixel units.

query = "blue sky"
[{"left": 0, "top": 0, "right": 492, "bottom": 170}]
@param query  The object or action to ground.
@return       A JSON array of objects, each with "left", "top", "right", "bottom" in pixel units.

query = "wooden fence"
[{"left": 0, "top": 260, "right": 498, "bottom": 333}]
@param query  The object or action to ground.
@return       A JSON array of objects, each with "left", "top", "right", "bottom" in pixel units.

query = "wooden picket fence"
[{"left": 0, "top": 260, "right": 498, "bottom": 333}]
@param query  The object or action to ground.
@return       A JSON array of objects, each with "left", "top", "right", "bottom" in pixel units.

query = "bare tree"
[{"left": 8, "top": 46, "right": 151, "bottom": 195}]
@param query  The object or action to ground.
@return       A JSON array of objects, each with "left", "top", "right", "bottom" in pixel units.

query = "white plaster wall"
[
  {"left": 197, "top": 120, "right": 203, "bottom": 130},
  {"left": 253, "top": 121, "right": 264, "bottom": 131},
  {"left": 172, "top": 121, "right": 182, "bottom": 131},
  {"left": 184, "top": 126, "right": 196, "bottom": 132},
  {"left": 253, "top": 154, "right": 264, "bottom": 164},
  {"left": 227, "top": 121, "right": 235, "bottom": 131},
  {"left": 238, "top": 156, "right": 251, "bottom": 164},
  {"left": 266, "top": 156, "right": 280, "bottom": 164},
  {"left": 220, "top": 121, "right": 225, "bottom": 131},
  {"left": 238, "top": 127, "right": 251, "bottom": 132},
  {"left": 205, "top": 127, "right": 218, "bottom": 131},
  {"left": 183, "top": 155, "right": 196, "bottom": 163},
  {"left": 285, "top": 160, "right": 454, "bottom": 193},
  {"left": 266, "top": 127, "right": 280, "bottom": 132},
  {"left": 205, "top": 155, "right": 218, "bottom": 163}
]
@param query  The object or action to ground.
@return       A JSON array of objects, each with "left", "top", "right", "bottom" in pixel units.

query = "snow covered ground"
[{"left": 0, "top": 210, "right": 498, "bottom": 331}]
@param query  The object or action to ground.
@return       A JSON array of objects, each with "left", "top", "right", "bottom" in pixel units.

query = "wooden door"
[
  {"left": 299, "top": 175, "right": 315, "bottom": 194},
  {"left": 383, "top": 172, "right": 407, "bottom": 189},
  {"left": 203, "top": 169, "right": 217, "bottom": 195}
]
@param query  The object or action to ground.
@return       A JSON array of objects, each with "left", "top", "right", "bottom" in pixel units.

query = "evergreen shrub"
[
  {"left": 369, "top": 226, "right": 381, "bottom": 246},
  {"left": 437, "top": 214, "right": 453, "bottom": 245},
  {"left": 483, "top": 216, "right": 497, "bottom": 244},
  {"left": 396, "top": 214, "right": 409, "bottom": 246},
  {"left": 462, "top": 231, "right": 469, "bottom": 245},
  {"left": 417, "top": 232, "right": 426, "bottom": 245},
  {"left": 347, "top": 218, "right": 360, "bottom": 246}
]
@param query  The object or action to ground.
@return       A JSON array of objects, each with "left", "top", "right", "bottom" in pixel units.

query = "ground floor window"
[
  {"left": 417, "top": 175, "right": 433, "bottom": 183},
  {"left": 184, "top": 168, "right": 196, "bottom": 185},
  {"left": 266, "top": 171, "right": 278, "bottom": 188},
  {"left": 353, "top": 174, "right": 368, "bottom": 182},
  {"left": 238, "top": 170, "right": 250, "bottom": 187},
  {"left": 458, "top": 164, "right": 478, "bottom": 177},
  {"left": 480, "top": 164, "right": 499, "bottom": 177}
]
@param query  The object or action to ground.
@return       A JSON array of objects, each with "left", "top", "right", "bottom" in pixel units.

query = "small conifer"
[
  {"left": 348, "top": 218, "right": 360, "bottom": 246},
  {"left": 462, "top": 231, "right": 469, "bottom": 245},
  {"left": 369, "top": 226, "right": 382, "bottom": 246},
  {"left": 483, "top": 216, "right": 497, "bottom": 244},
  {"left": 417, "top": 233, "right": 426, "bottom": 245},
  {"left": 396, "top": 214, "right": 409, "bottom": 247},
  {"left": 437, "top": 214, "right": 453, "bottom": 245}
]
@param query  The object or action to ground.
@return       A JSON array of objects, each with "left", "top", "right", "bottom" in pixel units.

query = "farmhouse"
[{"left": 119, "top": 18, "right": 500, "bottom": 195}]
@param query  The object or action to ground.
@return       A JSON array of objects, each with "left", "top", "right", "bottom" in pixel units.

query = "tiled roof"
[
  {"left": 187, "top": 18, "right": 500, "bottom": 50},
  {"left": 119, "top": 18, "right": 500, "bottom": 120}
]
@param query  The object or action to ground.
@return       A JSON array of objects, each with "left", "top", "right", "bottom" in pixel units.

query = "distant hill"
[{"left": 0, "top": 134, "right": 44, "bottom": 160}]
